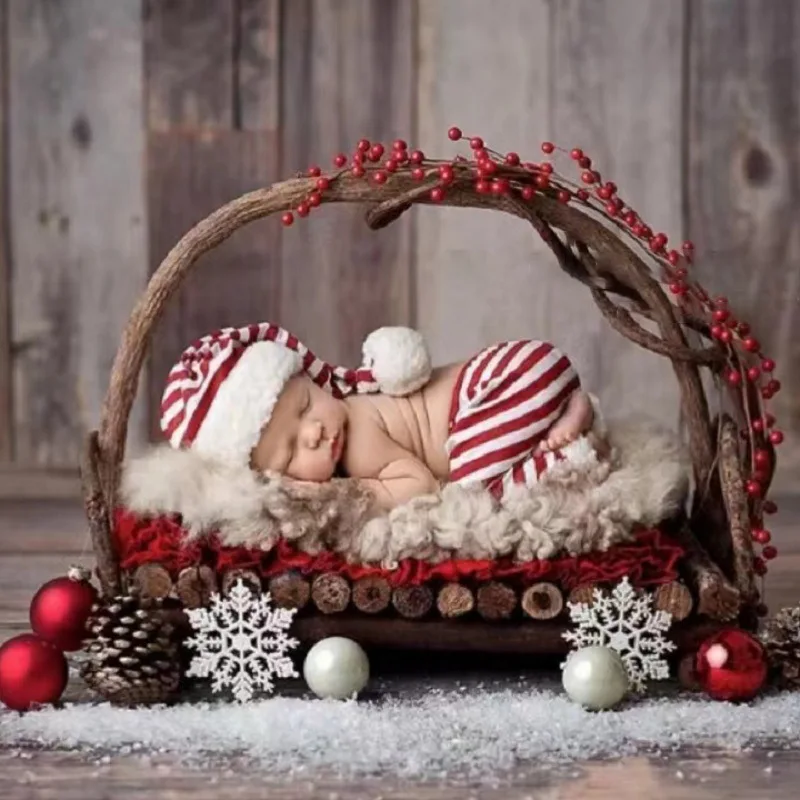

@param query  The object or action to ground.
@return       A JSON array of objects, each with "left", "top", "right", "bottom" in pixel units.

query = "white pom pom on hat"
[{"left": 160, "top": 321, "right": 432, "bottom": 468}]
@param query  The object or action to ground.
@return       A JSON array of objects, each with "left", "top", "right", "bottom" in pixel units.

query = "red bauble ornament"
[
  {"left": 0, "top": 633, "right": 68, "bottom": 711},
  {"left": 695, "top": 628, "right": 768, "bottom": 702},
  {"left": 29, "top": 566, "right": 98, "bottom": 651}
]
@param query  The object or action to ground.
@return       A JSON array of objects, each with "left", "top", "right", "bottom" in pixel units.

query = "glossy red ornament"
[
  {"left": 695, "top": 628, "right": 768, "bottom": 702},
  {"left": 30, "top": 568, "right": 98, "bottom": 651},
  {"left": 521, "top": 186, "right": 535, "bottom": 201},
  {"left": 469, "top": 136, "right": 484, "bottom": 150},
  {"left": 333, "top": 153, "right": 347, "bottom": 168},
  {"left": 281, "top": 212, "right": 294, "bottom": 226},
  {"left": 504, "top": 152, "right": 520, "bottom": 166},
  {"left": 0, "top": 633, "right": 68, "bottom": 711},
  {"left": 429, "top": 186, "right": 445, "bottom": 203},
  {"left": 570, "top": 147, "right": 584, "bottom": 160},
  {"left": 447, "top": 126, "right": 462, "bottom": 141},
  {"left": 541, "top": 141, "right": 555, "bottom": 154}
]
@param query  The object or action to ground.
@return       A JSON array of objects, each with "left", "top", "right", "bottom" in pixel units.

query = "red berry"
[
  {"left": 521, "top": 186, "right": 535, "bottom": 201},
  {"left": 763, "top": 500, "right": 778, "bottom": 514},
  {"left": 438, "top": 164, "right": 454, "bottom": 184},
  {"left": 737, "top": 322, "right": 751, "bottom": 336},
  {"left": 669, "top": 282, "right": 686, "bottom": 296},
  {"left": 746, "top": 366, "right": 761, "bottom": 381},
  {"left": 746, "top": 479, "right": 763, "bottom": 497},
  {"left": 370, "top": 143, "right": 385, "bottom": 160},
  {"left": 352, "top": 164, "right": 365, "bottom": 177},
  {"left": 491, "top": 178, "right": 510, "bottom": 195},
  {"left": 333, "top": 153, "right": 347, "bottom": 167},
  {"left": 384, "top": 159, "right": 398, "bottom": 172},
  {"left": 352, "top": 151, "right": 364, "bottom": 165},
  {"left": 666, "top": 250, "right": 680, "bottom": 266},
  {"left": 767, "top": 379, "right": 781, "bottom": 394},
  {"left": 754, "top": 557, "right": 767, "bottom": 576},
  {"left": 447, "top": 126, "right": 462, "bottom": 141},
  {"left": 581, "top": 170, "right": 598, "bottom": 184},
  {"left": 541, "top": 141, "right": 555, "bottom": 154},
  {"left": 372, "top": 170, "right": 388, "bottom": 184},
  {"left": 308, "top": 191, "right": 322, "bottom": 207},
  {"left": 395, "top": 149, "right": 409, "bottom": 164},
  {"left": 578, "top": 156, "right": 592, "bottom": 169},
  {"left": 752, "top": 418, "right": 765, "bottom": 433},
  {"left": 296, "top": 202, "right": 310, "bottom": 218},
  {"left": 307, "top": 165, "right": 321, "bottom": 177},
  {"left": 605, "top": 201, "right": 618, "bottom": 216},
  {"left": 411, "top": 167, "right": 425, "bottom": 181},
  {"left": 597, "top": 185, "right": 613, "bottom": 200},
  {"left": 316, "top": 177, "right": 330, "bottom": 190},
  {"left": 761, "top": 358, "right": 775, "bottom": 372},
  {"left": 475, "top": 179, "right": 490, "bottom": 194},
  {"left": 682, "top": 240, "right": 695, "bottom": 254},
  {"left": 430, "top": 186, "right": 445, "bottom": 203},
  {"left": 712, "top": 309, "right": 729, "bottom": 323},
  {"left": 559, "top": 190, "right": 572, "bottom": 203},
  {"left": 281, "top": 211, "right": 294, "bottom": 226},
  {"left": 535, "top": 174, "right": 550, "bottom": 189},
  {"left": 409, "top": 149, "right": 425, "bottom": 164},
  {"left": 719, "top": 329, "right": 732, "bottom": 344},
  {"left": 577, "top": 189, "right": 589, "bottom": 201},
  {"left": 650, "top": 234, "right": 667, "bottom": 253},
  {"left": 357, "top": 138, "right": 371, "bottom": 152},
  {"left": 754, "top": 449, "right": 771, "bottom": 468},
  {"left": 570, "top": 148, "right": 584, "bottom": 160},
  {"left": 473, "top": 148, "right": 489, "bottom": 162},
  {"left": 504, "top": 152, "right": 520, "bottom": 166},
  {"left": 392, "top": 139, "right": 407, "bottom": 151},
  {"left": 726, "top": 369, "right": 742, "bottom": 385},
  {"left": 469, "top": 137, "right": 484, "bottom": 150},
  {"left": 743, "top": 337, "right": 760, "bottom": 352},
  {"left": 769, "top": 430, "right": 784, "bottom": 445},
  {"left": 752, "top": 528, "right": 771, "bottom": 545},
  {"left": 605, "top": 181, "right": 617, "bottom": 193},
  {"left": 540, "top": 162, "right": 554, "bottom": 175},
  {"left": 763, "top": 545, "right": 778, "bottom": 560},
  {"left": 478, "top": 160, "right": 497, "bottom": 176}
]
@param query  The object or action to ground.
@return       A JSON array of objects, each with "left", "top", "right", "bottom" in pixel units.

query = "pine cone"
[
  {"left": 760, "top": 605, "right": 800, "bottom": 689},
  {"left": 80, "top": 591, "right": 181, "bottom": 706}
]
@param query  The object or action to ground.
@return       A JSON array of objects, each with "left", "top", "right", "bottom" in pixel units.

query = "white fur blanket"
[{"left": 120, "top": 417, "right": 691, "bottom": 569}]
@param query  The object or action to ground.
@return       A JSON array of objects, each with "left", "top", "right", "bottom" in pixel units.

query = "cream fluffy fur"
[{"left": 120, "top": 416, "right": 691, "bottom": 568}]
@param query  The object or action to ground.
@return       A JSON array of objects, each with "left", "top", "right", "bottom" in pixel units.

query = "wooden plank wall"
[{"left": 0, "top": 0, "right": 799, "bottom": 500}]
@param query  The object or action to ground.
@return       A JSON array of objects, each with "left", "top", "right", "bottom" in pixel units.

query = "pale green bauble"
[{"left": 562, "top": 646, "right": 629, "bottom": 710}]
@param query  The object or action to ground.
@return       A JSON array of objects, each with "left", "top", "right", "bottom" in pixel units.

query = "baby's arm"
[{"left": 359, "top": 456, "right": 440, "bottom": 512}]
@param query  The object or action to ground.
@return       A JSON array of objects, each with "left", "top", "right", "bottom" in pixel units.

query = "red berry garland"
[{"left": 279, "top": 125, "right": 784, "bottom": 590}]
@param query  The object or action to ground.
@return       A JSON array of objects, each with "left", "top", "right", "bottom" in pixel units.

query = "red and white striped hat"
[{"left": 160, "top": 322, "right": 431, "bottom": 467}]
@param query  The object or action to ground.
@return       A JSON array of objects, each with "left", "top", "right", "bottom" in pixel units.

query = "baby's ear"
[{"left": 361, "top": 326, "right": 432, "bottom": 396}]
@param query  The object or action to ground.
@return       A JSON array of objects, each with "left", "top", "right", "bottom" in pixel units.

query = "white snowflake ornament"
[
  {"left": 562, "top": 577, "right": 675, "bottom": 692},
  {"left": 184, "top": 578, "right": 300, "bottom": 702}
]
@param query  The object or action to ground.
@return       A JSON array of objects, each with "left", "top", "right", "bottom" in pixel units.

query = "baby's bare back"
[{"left": 342, "top": 362, "right": 463, "bottom": 481}]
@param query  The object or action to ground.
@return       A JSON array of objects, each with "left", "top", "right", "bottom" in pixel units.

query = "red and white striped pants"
[{"left": 445, "top": 340, "right": 585, "bottom": 500}]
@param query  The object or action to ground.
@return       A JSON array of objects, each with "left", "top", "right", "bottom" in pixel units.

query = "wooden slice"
[
  {"left": 521, "top": 582, "right": 564, "bottom": 620},
  {"left": 311, "top": 572, "right": 351, "bottom": 614}
]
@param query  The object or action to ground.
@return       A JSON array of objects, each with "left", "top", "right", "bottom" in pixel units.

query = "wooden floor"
[{"left": 1, "top": 495, "right": 800, "bottom": 799}]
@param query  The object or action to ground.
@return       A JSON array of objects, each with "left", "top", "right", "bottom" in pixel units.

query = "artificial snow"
[{"left": 3, "top": 676, "right": 800, "bottom": 783}]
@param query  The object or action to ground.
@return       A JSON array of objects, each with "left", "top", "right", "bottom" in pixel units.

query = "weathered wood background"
[{"left": 1, "top": 0, "right": 799, "bottom": 499}]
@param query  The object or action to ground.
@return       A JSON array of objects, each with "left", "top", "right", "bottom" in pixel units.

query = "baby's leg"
[{"left": 537, "top": 390, "right": 594, "bottom": 452}]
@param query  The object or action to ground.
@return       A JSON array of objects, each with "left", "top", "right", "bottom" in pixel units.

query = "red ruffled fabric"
[{"left": 112, "top": 507, "right": 685, "bottom": 590}]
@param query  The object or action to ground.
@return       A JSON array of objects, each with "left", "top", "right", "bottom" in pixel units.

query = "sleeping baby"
[{"left": 160, "top": 324, "right": 609, "bottom": 512}]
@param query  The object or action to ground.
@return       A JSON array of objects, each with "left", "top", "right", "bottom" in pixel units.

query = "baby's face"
[{"left": 251, "top": 375, "right": 347, "bottom": 482}]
